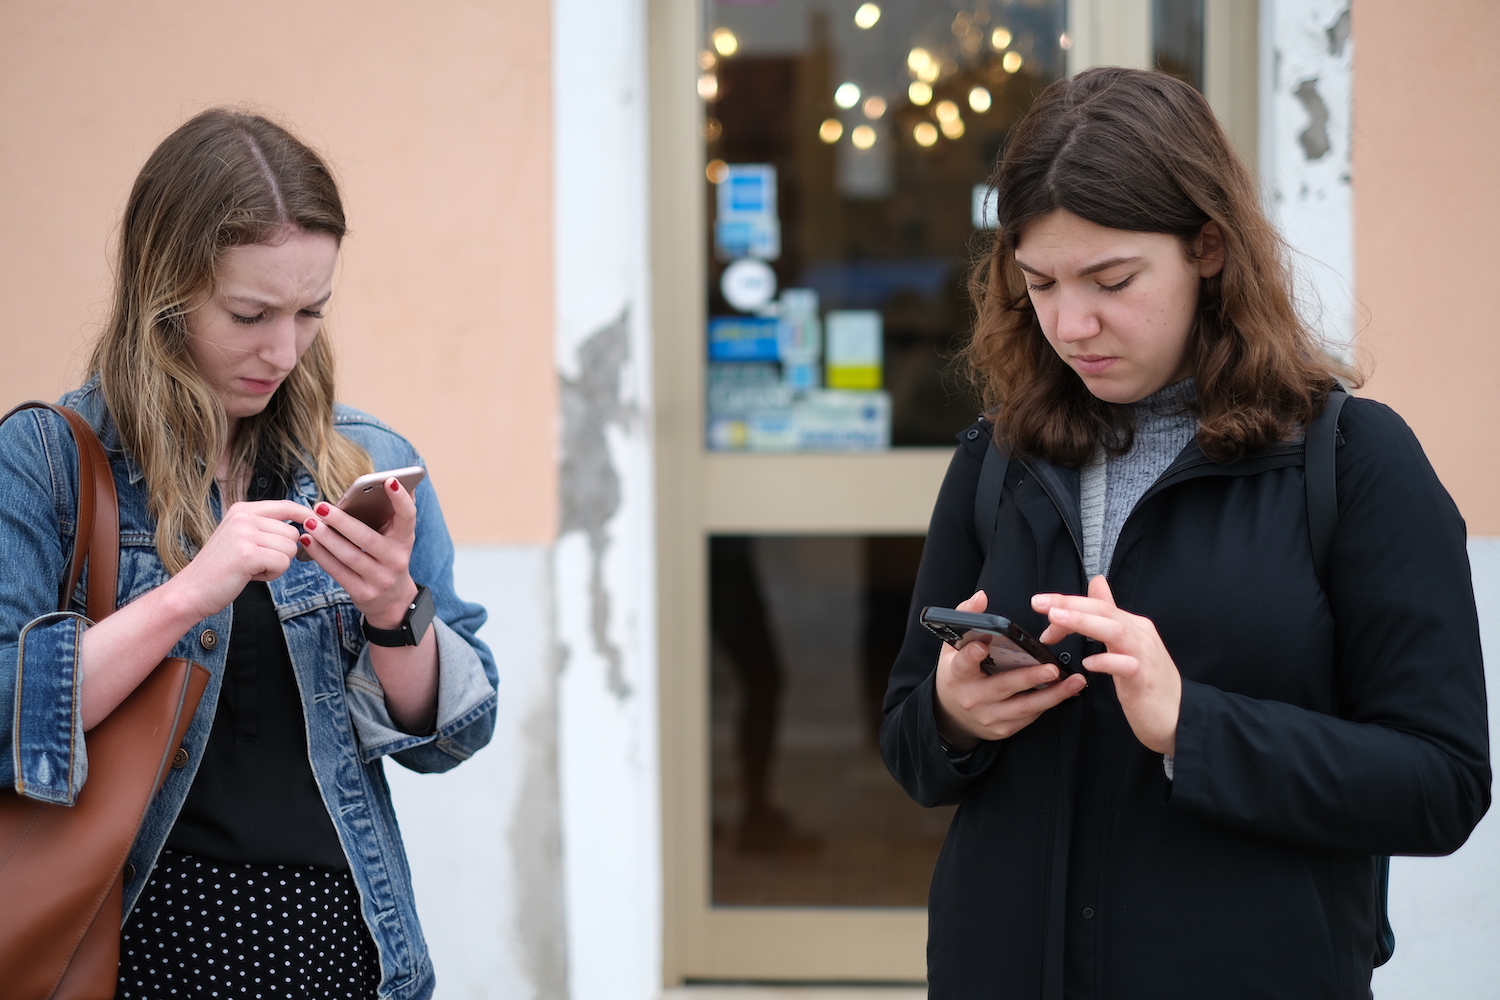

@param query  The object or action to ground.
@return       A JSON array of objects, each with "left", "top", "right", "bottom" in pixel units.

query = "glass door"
[{"left": 652, "top": 0, "right": 1258, "bottom": 984}]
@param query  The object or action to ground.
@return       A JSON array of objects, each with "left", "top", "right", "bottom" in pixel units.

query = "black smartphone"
[{"left": 919, "top": 606, "right": 1064, "bottom": 676}]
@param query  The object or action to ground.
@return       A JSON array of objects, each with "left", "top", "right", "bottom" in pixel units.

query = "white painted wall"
[
  {"left": 1259, "top": 0, "right": 1355, "bottom": 352},
  {"left": 1373, "top": 538, "right": 1500, "bottom": 1000},
  {"left": 552, "top": 2, "right": 663, "bottom": 1000},
  {"left": 385, "top": 545, "right": 554, "bottom": 999}
]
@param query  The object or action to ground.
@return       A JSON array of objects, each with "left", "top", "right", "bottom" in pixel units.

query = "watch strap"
[{"left": 361, "top": 584, "right": 436, "bottom": 647}]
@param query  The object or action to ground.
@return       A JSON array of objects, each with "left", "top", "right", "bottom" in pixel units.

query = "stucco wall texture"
[
  {"left": 1353, "top": 0, "right": 1500, "bottom": 534},
  {"left": 0, "top": 0, "right": 555, "bottom": 544}
]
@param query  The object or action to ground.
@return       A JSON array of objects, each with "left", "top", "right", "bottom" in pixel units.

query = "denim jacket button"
[
  {"left": 199, "top": 628, "right": 219, "bottom": 650},
  {"left": 172, "top": 747, "right": 189, "bottom": 769},
  {"left": 123, "top": 863, "right": 137, "bottom": 881}
]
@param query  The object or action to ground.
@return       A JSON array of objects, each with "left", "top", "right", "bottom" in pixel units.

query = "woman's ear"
[{"left": 1195, "top": 221, "right": 1226, "bottom": 278}]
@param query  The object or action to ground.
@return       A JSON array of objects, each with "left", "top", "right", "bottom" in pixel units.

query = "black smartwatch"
[{"left": 361, "top": 585, "right": 436, "bottom": 647}]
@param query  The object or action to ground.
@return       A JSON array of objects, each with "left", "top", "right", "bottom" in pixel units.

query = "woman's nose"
[
  {"left": 259, "top": 316, "right": 301, "bottom": 370},
  {"left": 1053, "top": 290, "right": 1101, "bottom": 343}
]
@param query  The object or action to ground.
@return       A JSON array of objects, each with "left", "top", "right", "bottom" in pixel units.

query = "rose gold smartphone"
[{"left": 296, "top": 466, "right": 426, "bottom": 560}]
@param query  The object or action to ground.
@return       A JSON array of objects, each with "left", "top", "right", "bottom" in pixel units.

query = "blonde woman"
[{"left": 0, "top": 110, "right": 496, "bottom": 999}]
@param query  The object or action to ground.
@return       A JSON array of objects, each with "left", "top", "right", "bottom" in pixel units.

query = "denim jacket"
[{"left": 0, "top": 380, "right": 498, "bottom": 1000}]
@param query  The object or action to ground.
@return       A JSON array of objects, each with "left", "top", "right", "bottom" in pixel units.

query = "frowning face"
[
  {"left": 1014, "top": 209, "right": 1223, "bottom": 404},
  {"left": 185, "top": 228, "right": 339, "bottom": 438}
]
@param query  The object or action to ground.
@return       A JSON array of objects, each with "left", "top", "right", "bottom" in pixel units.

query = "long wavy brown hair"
[
  {"left": 91, "top": 109, "right": 371, "bottom": 573},
  {"left": 967, "top": 67, "right": 1358, "bottom": 466}
]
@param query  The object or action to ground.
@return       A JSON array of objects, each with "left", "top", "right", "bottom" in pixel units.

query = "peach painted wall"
[
  {"left": 1353, "top": 0, "right": 1500, "bottom": 534},
  {"left": 0, "top": 0, "right": 555, "bottom": 544}
]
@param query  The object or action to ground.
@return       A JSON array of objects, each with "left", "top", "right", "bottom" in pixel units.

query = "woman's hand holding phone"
[
  {"left": 297, "top": 477, "right": 420, "bottom": 628},
  {"left": 933, "top": 590, "right": 1088, "bottom": 752},
  {"left": 1033, "top": 576, "right": 1181, "bottom": 755}
]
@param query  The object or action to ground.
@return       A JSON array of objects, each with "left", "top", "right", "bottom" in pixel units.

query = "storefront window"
[
  {"left": 1153, "top": 0, "right": 1205, "bottom": 91},
  {"left": 702, "top": 0, "right": 1068, "bottom": 451}
]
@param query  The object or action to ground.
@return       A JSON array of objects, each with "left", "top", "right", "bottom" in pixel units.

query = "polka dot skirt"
[{"left": 117, "top": 850, "right": 381, "bottom": 998}]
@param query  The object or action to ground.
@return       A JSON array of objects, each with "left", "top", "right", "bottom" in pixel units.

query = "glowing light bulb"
[
  {"left": 697, "top": 73, "right": 719, "bottom": 100},
  {"left": 863, "top": 95, "right": 887, "bottom": 119},
  {"left": 711, "top": 27, "right": 739, "bottom": 57},
  {"left": 706, "top": 159, "right": 728, "bottom": 183},
  {"left": 834, "top": 82, "right": 862, "bottom": 109},
  {"left": 940, "top": 115, "right": 966, "bottom": 139},
  {"left": 818, "top": 118, "right": 844, "bottom": 143},
  {"left": 851, "top": 125, "right": 877, "bottom": 150},
  {"left": 908, "top": 81, "right": 933, "bottom": 106},
  {"left": 968, "top": 86, "right": 992, "bottom": 113},
  {"left": 1003, "top": 51, "right": 1024, "bottom": 73},
  {"left": 854, "top": 3, "right": 881, "bottom": 29},
  {"left": 907, "top": 47, "right": 933, "bottom": 76},
  {"left": 934, "top": 100, "right": 959, "bottom": 123},
  {"left": 913, "top": 122, "right": 938, "bottom": 147}
]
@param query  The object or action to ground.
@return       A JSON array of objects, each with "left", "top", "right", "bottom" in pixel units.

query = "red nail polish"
[
  {"left": 315, "top": 503, "right": 330, "bottom": 517},
  {"left": 305, "top": 518, "right": 318, "bottom": 530},
  {"left": 300, "top": 535, "right": 311, "bottom": 547},
  {"left": 389, "top": 479, "right": 400, "bottom": 492}
]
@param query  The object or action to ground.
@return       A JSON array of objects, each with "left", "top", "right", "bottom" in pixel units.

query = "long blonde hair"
[{"left": 91, "top": 109, "right": 371, "bottom": 573}]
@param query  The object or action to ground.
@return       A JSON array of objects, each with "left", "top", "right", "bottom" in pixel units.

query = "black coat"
[{"left": 880, "top": 396, "right": 1490, "bottom": 1000}]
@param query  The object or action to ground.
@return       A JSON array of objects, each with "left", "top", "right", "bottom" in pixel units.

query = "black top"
[
  {"left": 880, "top": 399, "right": 1490, "bottom": 999},
  {"left": 166, "top": 471, "right": 349, "bottom": 869}
]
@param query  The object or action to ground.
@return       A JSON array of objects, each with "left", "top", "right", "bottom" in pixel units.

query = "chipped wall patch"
[
  {"left": 1294, "top": 78, "right": 1331, "bottom": 161},
  {"left": 559, "top": 311, "right": 637, "bottom": 699}
]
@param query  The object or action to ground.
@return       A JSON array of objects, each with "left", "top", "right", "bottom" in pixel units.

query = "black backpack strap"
[
  {"left": 1304, "top": 386, "right": 1348, "bottom": 584},
  {"left": 974, "top": 437, "right": 1010, "bottom": 559},
  {"left": 1301, "top": 386, "right": 1395, "bottom": 966}
]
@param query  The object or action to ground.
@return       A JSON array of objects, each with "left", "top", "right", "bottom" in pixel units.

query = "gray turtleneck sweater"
[{"left": 1079, "top": 379, "right": 1199, "bottom": 581}]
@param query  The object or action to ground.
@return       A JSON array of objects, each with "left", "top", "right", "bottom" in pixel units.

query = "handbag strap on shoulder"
[{"left": 2, "top": 401, "right": 120, "bottom": 620}]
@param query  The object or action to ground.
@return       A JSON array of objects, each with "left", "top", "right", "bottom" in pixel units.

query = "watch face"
[{"left": 407, "top": 585, "right": 437, "bottom": 644}]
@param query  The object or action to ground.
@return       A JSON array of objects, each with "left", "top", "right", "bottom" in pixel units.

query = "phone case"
[{"left": 919, "top": 606, "right": 1063, "bottom": 675}]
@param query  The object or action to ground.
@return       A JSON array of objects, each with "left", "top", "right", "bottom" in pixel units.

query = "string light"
[
  {"left": 854, "top": 3, "right": 881, "bottom": 29},
  {"left": 863, "top": 95, "right": 887, "bottom": 119},
  {"left": 968, "top": 86, "right": 992, "bottom": 113},
  {"left": 934, "top": 100, "right": 960, "bottom": 123},
  {"left": 834, "top": 82, "right": 862, "bottom": 109},
  {"left": 1003, "top": 51, "right": 1024, "bottom": 73},
  {"left": 991, "top": 27, "right": 1013, "bottom": 49},
  {"left": 908, "top": 81, "right": 933, "bottom": 105},
  {"left": 706, "top": 159, "right": 728, "bottom": 183},
  {"left": 697, "top": 73, "right": 719, "bottom": 100},
  {"left": 851, "top": 125, "right": 877, "bottom": 149},
  {"left": 711, "top": 27, "right": 739, "bottom": 56},
  {"left": 913, "top": 122, "right": 938, "bottom": 147}
]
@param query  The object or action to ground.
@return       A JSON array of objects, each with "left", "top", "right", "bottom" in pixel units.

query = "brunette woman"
[
  {"left": 881, "top": 67, "right": 1489, "bottom": 998},
  {"left": 0, "top": 110, "right": 496, "bottom": 999}
]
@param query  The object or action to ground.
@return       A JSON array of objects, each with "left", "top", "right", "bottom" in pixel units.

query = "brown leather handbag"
[{"left": 0, "top": 402, "right": 210, "bottom": 999}]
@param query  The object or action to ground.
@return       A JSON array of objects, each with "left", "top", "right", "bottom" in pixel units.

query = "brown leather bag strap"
[{"left": 1, "top": 401, "right": 120, "bottom": 621}]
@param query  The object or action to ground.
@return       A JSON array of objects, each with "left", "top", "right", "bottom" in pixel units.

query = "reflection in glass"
[
  {"left": 1153, "top": 0, "right": 1205, "bottom": 92},
  {"left": 702, "top": 0, "right": 1067, "bottom": 450},
  {"left": 710, "top": 535, "right": 953, "bottom": 907}
]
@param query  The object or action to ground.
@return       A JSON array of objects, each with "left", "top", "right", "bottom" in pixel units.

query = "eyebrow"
[
  {"left": 224, "top": 290, "right": 333, "bottom": 310},
  {"left": 1014, "top": 255, "right": 1145, "bottom": 278}
]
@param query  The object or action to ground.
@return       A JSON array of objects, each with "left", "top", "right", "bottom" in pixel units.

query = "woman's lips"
[
  {"left": 1072, "top": 355, "right": 1117, "bottom": 375},
  {"left": 238, "top": 377, "right": 282, "bottom": 394}
]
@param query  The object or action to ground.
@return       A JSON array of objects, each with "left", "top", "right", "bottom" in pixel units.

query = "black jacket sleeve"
[
  {"left": 1169, "top": 398, "right": 1492, "bottom": 856},
  {"left": 879, "top": 428, "right": 1005, "bottom": 807}
]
